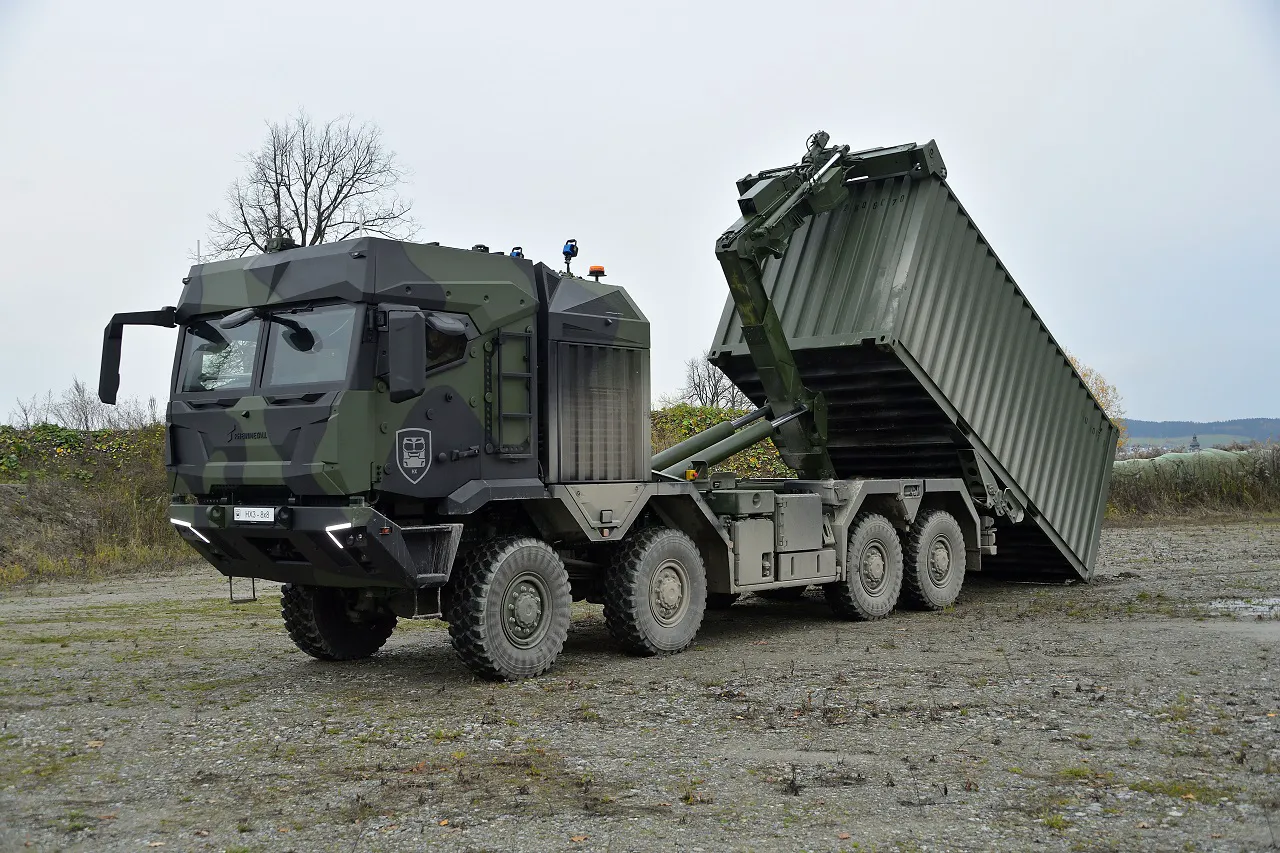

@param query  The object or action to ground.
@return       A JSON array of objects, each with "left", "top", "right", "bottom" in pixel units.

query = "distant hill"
[{"left": 1127, "top": 418, "right": 1280, "bottom": 448}]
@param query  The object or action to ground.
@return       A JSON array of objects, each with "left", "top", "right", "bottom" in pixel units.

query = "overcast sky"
[{"left": 1, "top": 0, "right": 1276, "bottom": 422}]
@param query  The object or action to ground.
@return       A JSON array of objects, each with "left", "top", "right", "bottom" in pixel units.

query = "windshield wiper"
[{"left": 219, "top": 308, "right": 315, "bottom": 352}]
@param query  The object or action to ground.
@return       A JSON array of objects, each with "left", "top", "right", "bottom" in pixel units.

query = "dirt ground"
[{"left": 1, "top": 520, "right": 1278, "bottom": 853}]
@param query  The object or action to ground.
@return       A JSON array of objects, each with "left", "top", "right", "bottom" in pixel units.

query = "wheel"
[
  {"left": 604, "top": 527, "right": 707, "bottom": 656},
  {"left": 281, "top": 584, "right": 397, "bottom": 661},
  {"left": 706, "top": 592, "right": 740, "bottom": 610},
  {"left": 823, "top": 513, "right": 903, "bottom": 620},
  {"left": 903, "top": 509, "right": 966, "bottom": 609},
  {"left": 445, "top": 537, "right": 571, "bottom": 680},
  {"left": 755, "top": 586, "right": 808, "bottom": 601}
]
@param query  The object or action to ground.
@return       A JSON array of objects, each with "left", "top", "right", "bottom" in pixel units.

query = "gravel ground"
[{"left": 1, "top": 520, "right": 1278, "bottom": 853}]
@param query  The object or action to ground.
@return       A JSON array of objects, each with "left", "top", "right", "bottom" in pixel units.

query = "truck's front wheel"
[
  {"left": 604, "top": 527, "right": 707, "bottom": 656},
  {"left": 281, "top": 585, "right": 397, "bottom": 661},
  {"left": 445, "top": 537, "right": 571, "bottom": 680}
]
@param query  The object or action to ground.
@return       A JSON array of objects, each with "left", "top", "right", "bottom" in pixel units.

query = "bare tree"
[
  {"left": 203, "top": 110, "right": 419, "bottom": 259},
  {"left": 9, "top": 391, "right": 55, "bottom": 429},
  {"left": 50, "top": 378, "right": 103, "bottom": 431},
  {"left": 663, "top": 350, "right": 751, "bottom": 409},
  {"left": 8, "top": 380, "right": 160, "bottom": 430}
]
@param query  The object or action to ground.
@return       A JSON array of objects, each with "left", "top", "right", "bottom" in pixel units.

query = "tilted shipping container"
[{"left": 709, "top": 146, "right": 1119, "bottom": 579}]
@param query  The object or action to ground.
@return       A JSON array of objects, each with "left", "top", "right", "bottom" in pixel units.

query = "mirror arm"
[{"left": 98, "top": 307, "right": 177, "bottom": 404}]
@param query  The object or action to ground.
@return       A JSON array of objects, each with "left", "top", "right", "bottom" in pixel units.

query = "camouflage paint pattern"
[
  {"left": 137, "top": 235, "right": 660, "bottom": 585},
  {"left": 169, "top": 238, "right": 548, "bottom": 502}
]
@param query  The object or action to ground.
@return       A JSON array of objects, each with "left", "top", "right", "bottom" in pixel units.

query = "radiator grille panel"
[{"left": 557, "top": 344, "right": 648, "bottom": 481}]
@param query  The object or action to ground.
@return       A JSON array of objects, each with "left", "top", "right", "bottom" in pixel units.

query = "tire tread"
[
  {"left": 280, "top": 584, "right": 396, "bottom": 661},
  {"left": 603, "top": 527, "right": 706, "bottom": 656},
  {"left": 824, "top": 512, "right": 903, "bottom": 621},
  {"left": 445, "top": 536, "right": 570, "bottom": 680}
]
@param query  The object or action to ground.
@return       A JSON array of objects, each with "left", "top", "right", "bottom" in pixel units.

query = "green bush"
[
  {"left": 651, "top": 404, "right": 790, "bottom": 478},
  {"left": 0, "top": 424, "right": 184, "bottom": 584}
]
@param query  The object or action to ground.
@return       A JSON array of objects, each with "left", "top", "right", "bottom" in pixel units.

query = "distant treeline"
[{"left": 1127, "top": 418, "right": 1280, "bottom": 443}]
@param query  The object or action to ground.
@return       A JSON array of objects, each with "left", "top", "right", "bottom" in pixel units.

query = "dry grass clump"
[
  {"left": 1107, "top": 446, "right": 1279, "bottom": 517},
  {"left": 0, "top": 425, "right": 186, "bottom": 585}
]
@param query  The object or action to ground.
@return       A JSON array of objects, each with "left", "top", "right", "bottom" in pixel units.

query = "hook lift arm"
[{"left": 713, "top": 131, "right": 946, "bottom": 479}]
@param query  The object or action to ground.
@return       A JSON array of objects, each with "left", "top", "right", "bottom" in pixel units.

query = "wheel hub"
[
  {"left": 649, "top": 560, "right": 689, "bottom": 627},
  {"left": 928, "top": 535, "right": 953, "bottom": 586},
  {"left": 860, "top": 542, "right": 887, "bottom": 594},
  {"left": 503, "top": 573, "right": 550, "bottom": 648}
]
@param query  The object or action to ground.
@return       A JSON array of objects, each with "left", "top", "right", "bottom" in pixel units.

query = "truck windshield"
[
  {"left": 178, "top": 318, "right": 261, "bottom": 393},
  {"left": 262, "top": 304, "right": 359, "bottom": 388}
]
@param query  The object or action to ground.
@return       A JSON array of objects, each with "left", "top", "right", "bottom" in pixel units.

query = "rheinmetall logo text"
[{"left": 226, "top": 427, "right": 268, "bottom": 442}]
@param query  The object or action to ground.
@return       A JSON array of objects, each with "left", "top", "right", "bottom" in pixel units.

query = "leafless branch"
[
  {"left": 201, "top": 109, "right": 419, "bottom": 259},
  {"left": 669, "top": 350, "right": 751, "bottom": 409}
]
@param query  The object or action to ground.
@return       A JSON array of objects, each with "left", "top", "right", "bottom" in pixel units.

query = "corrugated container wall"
[{"left": 709, "top": 171, "right": 1119, "bottom": 579}]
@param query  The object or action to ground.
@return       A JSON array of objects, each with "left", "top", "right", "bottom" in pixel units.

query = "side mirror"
[{"left": 387, "top": 309, "right": 426, "bottom": 403}]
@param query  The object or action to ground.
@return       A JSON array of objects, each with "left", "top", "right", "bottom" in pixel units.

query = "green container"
[{"left": 710, "top": 145, "right": 1120, "bottom": 579}]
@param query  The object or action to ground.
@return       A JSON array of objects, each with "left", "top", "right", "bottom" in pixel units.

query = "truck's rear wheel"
[
  {"left": 824, "top": 513, "right": 903, "bottom": 620},
  {"left": 604, "top": 527, "right": 707, "bottom": 656},
  {"left": 445, "top": 537, "right": 571, "bottom": 680},
  {"left": 281, "top": 584, "right": 397, "bottom": 661},
  {"left": 902, "top": 509, "right": 966, "bottom": 609}
]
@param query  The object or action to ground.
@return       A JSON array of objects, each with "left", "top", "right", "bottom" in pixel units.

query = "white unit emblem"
[{"left": 396, "top": 428, "right": 432, "bottom": 484}]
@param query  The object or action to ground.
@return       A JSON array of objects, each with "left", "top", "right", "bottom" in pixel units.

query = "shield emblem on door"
[{"left": 396, "top": 428, "right": 432, "bottom": 484}]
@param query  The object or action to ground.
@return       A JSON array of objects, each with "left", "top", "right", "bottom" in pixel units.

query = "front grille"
[{"left": 556, "top": 343, "right": 648, "bottom": 481}]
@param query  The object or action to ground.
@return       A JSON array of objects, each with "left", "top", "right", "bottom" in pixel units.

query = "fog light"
[
  {"left": 276, "top": 506, "right": 292, "bottom": 526},
  {"left": 207, "top": 505, "right": 225, "bottom": 525}
]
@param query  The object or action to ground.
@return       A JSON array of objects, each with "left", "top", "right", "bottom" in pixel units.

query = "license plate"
[{"left": 233, "top": 506, "right": 275, "bottom": 523}]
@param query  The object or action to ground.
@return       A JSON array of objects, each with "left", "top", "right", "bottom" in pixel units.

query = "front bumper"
[{"left": 168, "top": 503, "right": 462, "bottom": 589}]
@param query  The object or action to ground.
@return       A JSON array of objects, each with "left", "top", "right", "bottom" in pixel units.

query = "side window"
[{"left": 426, "top": 313, "right": 469, "bottom": 372}]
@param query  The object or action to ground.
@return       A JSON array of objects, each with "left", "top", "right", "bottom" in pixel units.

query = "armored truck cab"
[
  {"left": 103, "top": 240, "right": 655, "bottom": 584},
  {"left": 99, "top": 131, "right": 1116, "bottom": 681}
]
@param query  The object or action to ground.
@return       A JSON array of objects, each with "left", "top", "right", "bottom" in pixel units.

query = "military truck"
[{"left": 98, "top": 132, "right": 1119, "bottom": 680}]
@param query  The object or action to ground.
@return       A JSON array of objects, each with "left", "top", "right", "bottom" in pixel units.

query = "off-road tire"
[
  {"left": 445, "top": 537, "right": 571, "bottom": 681},
  {"left": 604, "top": 527, "right": 707, "bottom": 656},
  {"left": 823, "top": 513, "right": 903, "bottom": 620},
  {"left": 902, "top": 509, "right": 966, "bottom": 609},
  {"left": 281, "top": 584, "right": 397, "bottom": 661},
  {"left": 706, "top": 592, "right": 740, "bottom": 610},
  {"left": 755, "top": 586, "right": 808, "bottom": 602}
]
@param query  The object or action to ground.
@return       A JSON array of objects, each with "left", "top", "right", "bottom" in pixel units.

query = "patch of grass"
[
  {"left": 1042, "top": 813, "right": 1070, "bottom": 831},
  {"left": 679, "top": 777, "right": 713, "bottom": 805},
  {"left": 1128, "top": 778, "right": 1233, "bottom": 801},
  {"left": 1160, "top": 694, "right": 1194, "bottom": 722}
]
